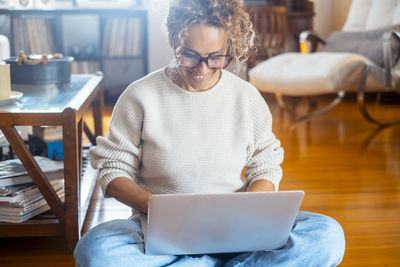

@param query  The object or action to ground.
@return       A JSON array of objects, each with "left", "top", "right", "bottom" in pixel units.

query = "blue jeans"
[{"left": 74, "top": 211, "right": 345, "bottom": 267}]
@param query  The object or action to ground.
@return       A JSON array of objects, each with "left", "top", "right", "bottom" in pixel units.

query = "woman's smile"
[{"left": 189, "top": 70, "right": 211, "bottom": 81}]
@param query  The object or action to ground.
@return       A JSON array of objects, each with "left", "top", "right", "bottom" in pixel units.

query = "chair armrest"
[
  {"left": 299, "top": 30, "right": 326, "bottom": 53},
  {"left": 383, "top": 31, "right": 400, "bottom": 89},
  {"left": 0, "top": 35, "right": 11, "bottom": 60}
]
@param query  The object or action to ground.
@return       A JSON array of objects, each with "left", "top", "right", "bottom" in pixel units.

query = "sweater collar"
[{"left": 163, "top": 67, "right": 226, "bottom": 96}]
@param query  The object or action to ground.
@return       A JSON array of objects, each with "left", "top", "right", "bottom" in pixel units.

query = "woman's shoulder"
[
  {"left": 114, "top": 68, "right": 168, "bottom": 107},
  {"left": 221, "top": 69, "right": 262, "bottom": 98},
  {"left": 221, "top": 70, "right": 270, "bottom": 116},
  {"left": 127, "top": 68, "right": 167, "bottom": 91}
]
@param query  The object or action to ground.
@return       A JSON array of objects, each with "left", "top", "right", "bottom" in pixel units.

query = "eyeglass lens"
[{"left": 178, "top": 53, "right": 232, "bottom": 69}]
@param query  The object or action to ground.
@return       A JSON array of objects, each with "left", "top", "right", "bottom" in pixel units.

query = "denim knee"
[
  {"left": 74, "top": 219, "right": 140, "bottom": 266},
  {"left": 307, "top": 212, "right": 345, "bottom": 266}
]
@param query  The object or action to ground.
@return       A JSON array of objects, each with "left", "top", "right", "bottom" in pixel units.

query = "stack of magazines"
[{"left": 0, "top": 156, "right": 64, "bottom": 223}]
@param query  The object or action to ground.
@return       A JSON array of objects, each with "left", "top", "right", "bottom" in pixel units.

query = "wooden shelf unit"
[
  {"left": 0, "top": 8, "right": 148, "bottom": 104},
  {"left": 0, "top": 74, "right": 104, "bottom": 251}
]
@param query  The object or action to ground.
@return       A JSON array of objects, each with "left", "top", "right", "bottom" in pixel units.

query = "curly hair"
[{"left": 166, "top": 0, "right": 255, "bottom": 65}]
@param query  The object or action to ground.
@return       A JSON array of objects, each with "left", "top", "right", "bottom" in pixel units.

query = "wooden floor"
[{"left": 0, "top": 94, "right": 399, "bottom": 266}]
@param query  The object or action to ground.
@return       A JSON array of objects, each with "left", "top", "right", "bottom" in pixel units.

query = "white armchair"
[
  {"left": 0, "top": 35, "right": 10, "bottom": 61},
  {"left": 249, "top": 0, "right": 400, "bottom": 127}
]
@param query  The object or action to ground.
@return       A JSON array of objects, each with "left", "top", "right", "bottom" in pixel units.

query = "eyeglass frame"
[{"left": 175, "top": 51, "right": 233, "bottom": 69}]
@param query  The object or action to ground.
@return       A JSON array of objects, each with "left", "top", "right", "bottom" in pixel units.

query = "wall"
[{"left": 148, "top": 1, "right": 174, "bottom": 72}]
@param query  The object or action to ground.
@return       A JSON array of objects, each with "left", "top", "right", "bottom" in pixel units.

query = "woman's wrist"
[
  {"left": 107, "top": 177, "right": 153, "bottom": 213},
  {"left": 247, "top": 179, "right": 275, "bottom": 192}
]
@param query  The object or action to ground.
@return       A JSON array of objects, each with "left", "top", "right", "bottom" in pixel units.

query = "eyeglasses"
[{"left": 176, "top": 52, "right": 233, "bottom": 69}]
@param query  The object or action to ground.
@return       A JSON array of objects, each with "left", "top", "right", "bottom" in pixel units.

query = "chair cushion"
[
  {"left": 0, "top": 35, "right": 10, "bottom": 60},
  {"left": 248, "top": 52, "right": 384, "bottom": 96},
  {"left": 322, "top": 25, "right": 400, "bottom": 68},
  {"left": 365, "top": 0, "right": 399, "bottom": 30},
  {"left": 343, "top": 0, "right": 400, "bottom": 32},
  {"left": 342, "top": 0, "right": 372, "bottom": 32}
]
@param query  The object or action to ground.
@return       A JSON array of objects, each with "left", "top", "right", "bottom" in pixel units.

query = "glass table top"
[{"left": 0, "top": 75, "right": 95, "bottom": 113}]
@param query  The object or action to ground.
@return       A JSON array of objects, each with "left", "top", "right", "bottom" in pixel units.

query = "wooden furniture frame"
[
  {"left": 0, "top": 74, "right": 103, "bottom": 251},
  {"left": 245, "top": 0, "right": 314, "bottom": 57},
  {"left": 246, "top": 5, "right": 288, "bottom": 68}
]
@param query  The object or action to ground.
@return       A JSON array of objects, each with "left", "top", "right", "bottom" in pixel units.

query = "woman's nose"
[{"left": 197, "top": 61, "right": 211, "bottom": 74}]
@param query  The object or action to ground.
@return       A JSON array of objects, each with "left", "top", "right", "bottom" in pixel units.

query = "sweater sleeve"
[
  {"left": 244, "top": 90, "right": 284, "bottom": 191},
  {"left": 89, "top": 86, "right": 143, "bottom": 196}
]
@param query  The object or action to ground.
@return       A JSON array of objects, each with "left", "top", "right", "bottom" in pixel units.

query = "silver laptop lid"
[{"left": 143, "top": 191, "right": 304, "bottom": 255}]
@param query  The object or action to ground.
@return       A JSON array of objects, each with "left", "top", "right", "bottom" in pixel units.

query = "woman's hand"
[
  {"left": 106, "top": 177, "right": 153, "bottom": 213},
  {"left": 247, "top": 179, "right": 275, "bottom": 192}
]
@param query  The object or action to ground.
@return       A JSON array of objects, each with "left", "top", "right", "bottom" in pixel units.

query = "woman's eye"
[
  {"left": 210, "top": 56, "right": 224, "bottom": 61},
  {"left": 182, "top": 53, "right": 197, "bottom": 59}
]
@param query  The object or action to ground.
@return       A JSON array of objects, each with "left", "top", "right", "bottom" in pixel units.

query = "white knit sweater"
[{"left": 90, "top": 68, "right": 283, "bottom": 198}]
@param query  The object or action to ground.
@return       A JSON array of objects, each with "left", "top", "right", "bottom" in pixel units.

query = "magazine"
[
  {"left": 0, "top": 130, "right": 6, "bottom": 145},
  {"left": 0, "top": 194, "right": 65, "bottom": 223},
  {"left": 0, "top": 183, "right": 33, "bottom": 197},
  {"left": 0, "top": 180, "right": 64, "bottom": 223},
  {"left": 0, "top": 179, "right": 64, "bottom": 205},
  {"left": 0, "top": 156, "right": 64, "bottom": 187}
]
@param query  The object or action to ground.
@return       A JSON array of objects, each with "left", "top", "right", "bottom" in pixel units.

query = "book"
[
  {"left": 132, "top": 17, "right": 142, "bottom": 56},
  {"left": 117, "top": 18, "right": 128, "bottom": 57},
  {"left": 109, "top": 18, "right": 118, "bottom": 57},
  {"left": 0, "top": 156, "right": 64, "bottom": 187},
  {"left": 71, "top": 61, "right": 100, "bottom": 74}
]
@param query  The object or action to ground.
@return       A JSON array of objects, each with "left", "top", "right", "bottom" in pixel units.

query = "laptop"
[{"left": 141, "top": 190, "right": 304, "bottom": 255}]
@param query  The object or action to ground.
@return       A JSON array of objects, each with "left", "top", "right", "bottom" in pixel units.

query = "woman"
[{"left": 74, "top": 0, "right": 345, "bottom": 266}]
